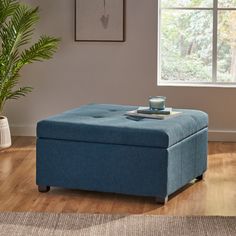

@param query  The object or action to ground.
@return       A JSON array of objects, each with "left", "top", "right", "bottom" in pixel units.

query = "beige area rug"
[{"left": 0, "top": 212, "right": 235, "bottom": 236}]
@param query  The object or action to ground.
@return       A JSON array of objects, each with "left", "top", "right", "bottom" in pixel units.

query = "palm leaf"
[
  {"left": 0, "top": 5, "right": 39, "bottom": 60},
  {"left": 0, "top": 1, "right": 60, "bottom": 114},
  {"left": 0, "top": 4, "right": 40, "bottom": 89},
  {"left": 0, "top": 0, "right": 19, "bottom": 26},
  {"left": 6, "top": 86, "right": 33, "bottom": 100},
  {"left": 0, "top": 73, "right": 20, "bottom": 101},
  {"left": 18, "top": 36, "right": 60, "bottom": 67}
]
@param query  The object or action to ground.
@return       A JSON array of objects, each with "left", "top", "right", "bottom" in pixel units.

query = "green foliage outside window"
[{"left": 160, "top": 0, "right": 236, "bottom": 83}]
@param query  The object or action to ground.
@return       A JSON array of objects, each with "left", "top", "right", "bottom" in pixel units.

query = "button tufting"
[{"left": 93, "top": 115, "right": 104, "bottom": 118}]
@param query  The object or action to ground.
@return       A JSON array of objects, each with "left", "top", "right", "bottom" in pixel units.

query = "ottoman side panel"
[
  {"left": 195, "top": 128, "right": 208, "bottom": 177},
  {"left": 167, "top": 128, "right": 208, "bottom": 195},
  {"left": 36, "top": 139, "right": 168, "bottom": 198},
  {"left": 167, "top": 146, "right": 182, "bottom": 196}
]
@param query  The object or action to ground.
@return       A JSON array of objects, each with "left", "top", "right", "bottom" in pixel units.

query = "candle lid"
[{"left": 149, "top": 96, "right": 166, "bottom": 101}]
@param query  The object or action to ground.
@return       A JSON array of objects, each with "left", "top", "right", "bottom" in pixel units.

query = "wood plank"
[{"left": 0, "top": 137, "right": 235, "bottom": 215}]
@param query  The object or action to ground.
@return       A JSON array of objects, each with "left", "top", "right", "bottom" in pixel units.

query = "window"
[{"left": 158, "top": 0, "right": 236, "bottom": 86}]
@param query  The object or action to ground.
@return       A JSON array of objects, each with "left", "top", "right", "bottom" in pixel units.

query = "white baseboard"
[{"left": 9, "top": 125, "right": 236, "bottom": 142}]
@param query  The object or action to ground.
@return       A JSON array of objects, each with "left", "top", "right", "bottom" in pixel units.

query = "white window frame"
[{"left": 157, "top": 0, "right": 236, "bottom": 87}]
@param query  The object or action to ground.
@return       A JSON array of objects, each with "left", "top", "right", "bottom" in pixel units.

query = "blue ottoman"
[{"left": 36, "top": 104, "right": 208, "bottom": 203}]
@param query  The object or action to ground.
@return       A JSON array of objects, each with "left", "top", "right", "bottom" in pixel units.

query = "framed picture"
[{"left": 75, "top": 0, "right": 125, "bottom": 42}]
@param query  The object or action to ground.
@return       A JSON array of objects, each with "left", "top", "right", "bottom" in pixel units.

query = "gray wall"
[{"left": 6, "top": 0, "right": 236, "bottom": 140}]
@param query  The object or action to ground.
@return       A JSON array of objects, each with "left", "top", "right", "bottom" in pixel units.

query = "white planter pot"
[{"left": 0, "top": 116, "right": 12, "bottom": 149}]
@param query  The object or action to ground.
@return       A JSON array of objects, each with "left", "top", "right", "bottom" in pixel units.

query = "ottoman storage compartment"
[{"left": 36, "top": 104, "right": 208, "bottom": 203}]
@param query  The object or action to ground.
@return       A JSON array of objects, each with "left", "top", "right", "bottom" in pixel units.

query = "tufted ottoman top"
[{"left": 37, "top": 104, "right": 208, "bottom": 148}]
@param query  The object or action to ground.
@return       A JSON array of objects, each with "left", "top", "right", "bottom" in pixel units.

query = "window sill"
[{"left": 158, "top": 82, "right": 236, "bottom": 88}]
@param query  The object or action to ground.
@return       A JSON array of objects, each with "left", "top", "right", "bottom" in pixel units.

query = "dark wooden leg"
[
  {"left": 196, "top": 174, "right": 205, "bottom": 181},
  {"left": 38, "top": 185, "right": 50, "bottom": 193},
  {"left": 155, "top": 196, "right": 168, "bottom": 205}
]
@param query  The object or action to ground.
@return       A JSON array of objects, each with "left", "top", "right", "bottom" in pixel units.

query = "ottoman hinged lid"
[{"left": 37, "top": 104, "right": 208, "bottom": 148}]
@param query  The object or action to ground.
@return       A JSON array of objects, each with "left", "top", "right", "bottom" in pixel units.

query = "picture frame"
[{"left": 75, "top": 0, "right": 126, "bottom": 42}]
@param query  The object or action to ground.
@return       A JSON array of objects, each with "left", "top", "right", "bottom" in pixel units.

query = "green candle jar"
[{"left": 149, "top": 96, "right": 166, "bottom": 110}]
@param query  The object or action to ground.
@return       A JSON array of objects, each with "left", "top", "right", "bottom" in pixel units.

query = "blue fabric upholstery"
[
  {"left": 37, "top": 104, "right": 208, "bottom": 148},
  {"left": 36, "top": 104, "right": 208, "bottom": 199},
  {"left": 36, "top": 128, "right": 208, "bottom": 198}
]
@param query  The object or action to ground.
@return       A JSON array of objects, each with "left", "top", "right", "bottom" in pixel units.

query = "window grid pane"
[
  {"left": 218, "top": 0, "right": 236, "bottom": 8},
  {"left": 217, "top": 10, "right": 236, "bottom": 82},
  {"left": 161, "top": 0, "right": 213, "bottom": 8},
  {"left": 160, "top": 9, "right": 213, "bottom": 83},
  {"left": 159, "top": 0, "right": 236, "bottom": 84}
]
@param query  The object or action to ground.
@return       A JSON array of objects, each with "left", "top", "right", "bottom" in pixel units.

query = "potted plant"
[{"left": 0, "top": 0, "right": 60, "bottom": 149}]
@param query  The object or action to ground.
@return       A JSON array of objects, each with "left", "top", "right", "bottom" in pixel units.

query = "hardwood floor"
[{"left": 0, "top": 137, "right": 235, "bottom": 216}]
